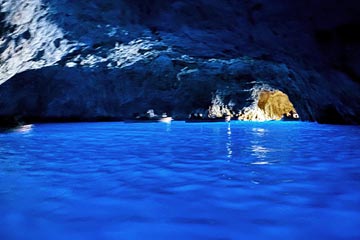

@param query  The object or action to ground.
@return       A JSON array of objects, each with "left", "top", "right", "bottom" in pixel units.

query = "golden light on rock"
[
  {"left": 257, "top": 90, "right": 297, "bottom": 120},
  {"left": 238, "top": 89, "right": 299, "bottom": 121}
]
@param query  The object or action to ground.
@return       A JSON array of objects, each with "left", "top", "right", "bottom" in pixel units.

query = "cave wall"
[{"left": 0, "top": 0, "right": 360, "bottom": 123}]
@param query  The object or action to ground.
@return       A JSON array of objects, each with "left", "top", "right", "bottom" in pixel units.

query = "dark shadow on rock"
[
  {"left": 316, "top": 105, "right": 347, "bottom": 125},
  {"left": 0, "top": 115, "right": 23, "bottom": 129}
]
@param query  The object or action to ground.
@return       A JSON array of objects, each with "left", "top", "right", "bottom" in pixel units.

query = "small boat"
[
  {"left": 124, "top": 110, "right": 172, "bottom": 123},
  {"left": 281, "top": 116, "right": 300, "bottom": 121},
  {"left": 124, "top": 116, "right": 173, "bottom": 123},
  {"left": 281, "top": 112, "right": 300, "bottom": 121},
  {"left": 185, "top": 116, "right": 231, "bottom": 123},
  {"left": 158, "top": 117, "right": 173, "bottom": 123}
]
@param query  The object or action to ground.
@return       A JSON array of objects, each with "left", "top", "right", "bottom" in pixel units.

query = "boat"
[
  {"left": 158, "top": 117, "right": 173, "bottom": 123},
  {"left": 281, "top": 115, "right": 300, "bottom": 121},
  {"left": 124, "top": 116, "right": 173, "bottom": 123},
  {"left": 281, "top": 112, "right": 300, "bottom": 121},
  {"left": 185, "top": 116, "right": 231, "bottom": 123},
  {"left": 124, "top": 110, "right": 173, "bottom": 123}
]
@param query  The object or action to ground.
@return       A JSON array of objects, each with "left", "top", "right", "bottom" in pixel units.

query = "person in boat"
[
  {"left": 133, "top": 113, "right": 141, "bottom": 119},
  {"left": 189, "top": 113, "right": 203, "bottom": 120},
  {"left": 282, "top": 110, "right": 300, "bottom": 120},
  {"left": 223, "top": 113, "right": 231, "bottom": 122},
  {"left": 146, "top": 109, "right": 157, "bottom": 119},
  {"left": 131, "top": 109, "right": 158, "bottom": 120}
]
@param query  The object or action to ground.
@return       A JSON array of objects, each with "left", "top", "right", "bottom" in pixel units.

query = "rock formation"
[
  {"left": 1, "top": 0, "right": 360, "bottom": 124},
  {"left": 239, "top": 90, "right": 298, "bottom": 121}
]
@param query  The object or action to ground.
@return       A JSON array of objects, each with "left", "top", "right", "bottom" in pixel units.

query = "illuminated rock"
[
  {"left": 257, "top": 90, "right": 298, "bottom": 120},
  {"left": 0, "top": 0, "right": 359, "bottom": 124},
  {"left": 238, "top": 89, "right": 299, "bottom": 121}
]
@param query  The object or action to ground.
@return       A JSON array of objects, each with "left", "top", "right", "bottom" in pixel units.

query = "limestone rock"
[
  {"left": 0, "top": 0, "right": 360, "bottom": 124},
  {"left": 257, "top": 90, "right": 297, "bottom": 120}
]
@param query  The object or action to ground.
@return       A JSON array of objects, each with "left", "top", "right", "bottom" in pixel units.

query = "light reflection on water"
[
  {"left": 15, "top": 124, "right": 33, "bottom": 133},
  {"left": 249, "top": 127, "right": 272, "bottom": 164},
  {"left": 0, "top": 121, "right": 359, "bottom": 240},
  {"left": 226, "top": 123, "right": 232, "bottom": 159}
]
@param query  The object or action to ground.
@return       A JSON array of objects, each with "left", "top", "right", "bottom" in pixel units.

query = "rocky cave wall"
[{"left": 0, "top": 0, "right": 360, "bottom": 124}]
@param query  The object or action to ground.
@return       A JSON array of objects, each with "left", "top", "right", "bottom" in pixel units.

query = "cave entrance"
[{"left": 257, "top": 90, "right": 299, "bottom": 120}]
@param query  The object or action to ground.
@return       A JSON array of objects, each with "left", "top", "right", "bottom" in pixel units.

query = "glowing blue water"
[{"left": 0, "top": 121, "right": 359, "bottom": 240}]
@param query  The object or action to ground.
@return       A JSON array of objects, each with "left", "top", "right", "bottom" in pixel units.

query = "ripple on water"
[{"left": 0, "top": 121, "right": 360, "bottom": 239}]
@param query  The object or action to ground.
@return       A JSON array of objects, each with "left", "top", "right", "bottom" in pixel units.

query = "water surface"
[{"left": 0, "top": 121, "right": 359, "bottom": 239}]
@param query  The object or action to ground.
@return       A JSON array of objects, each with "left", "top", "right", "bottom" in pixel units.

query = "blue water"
[{"left": 0, "top": 121, "right": 359, "bottom": 240}]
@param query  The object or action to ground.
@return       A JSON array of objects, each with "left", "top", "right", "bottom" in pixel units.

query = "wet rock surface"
[{"left": 1, "top": 0, "right": 360, "bottom": 124}]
